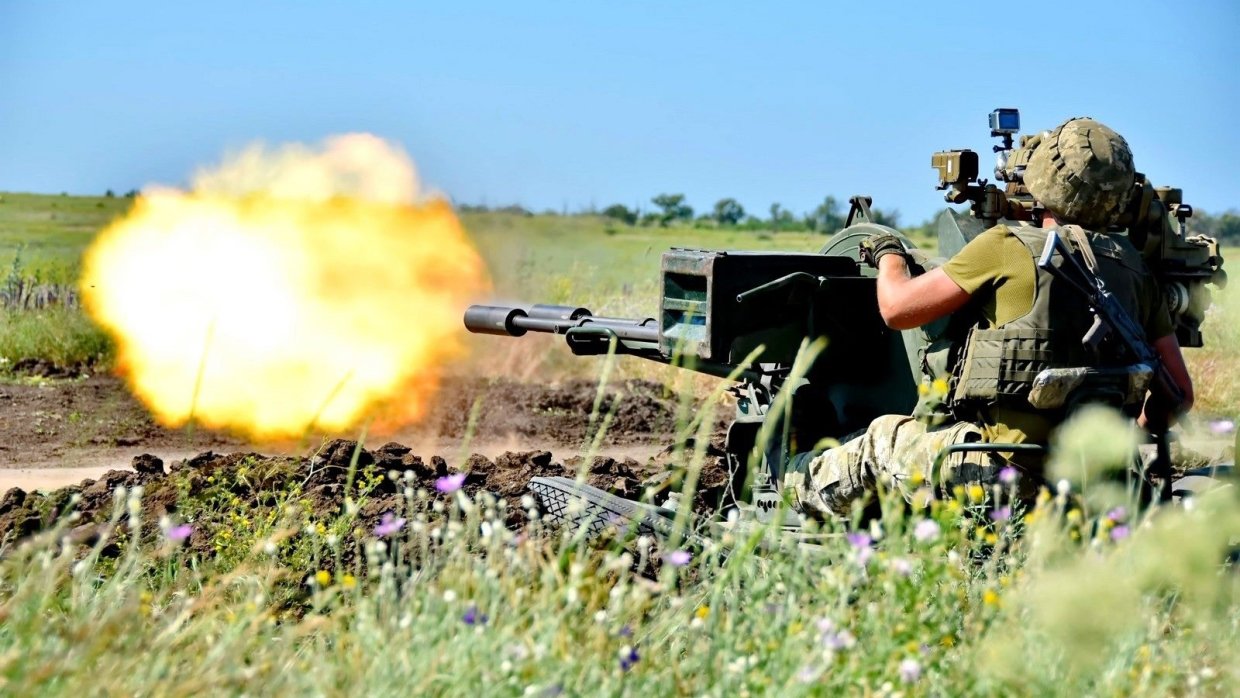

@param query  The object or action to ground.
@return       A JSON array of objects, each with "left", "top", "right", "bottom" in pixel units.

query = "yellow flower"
[
  {"left": 695, "top": 605, "right": 710, "bottom": 620},
  {"left": 1066, "top": 509, "right": 1083, "bottom": 524},
  {"left": 918, "top": 382, "right": 931, "bottom": 397},
  {"left": 982, "top": 589, "right": 1000, "bottom": 607},
  {"left": 314, "top": 570, "right": 331, "bottom": 587},
  {"left": 940, "top": 634, "right": 956, "bottom": 648},
  {"left": 315, "top": 522, "right": 327, "bottom": 536},
  {"left": 967, "top": 484, "right": 985, "bottom": 502},
  {"left": 341, "top": 574, "right": 357, "bottom": 590},
  {"left": 984, "top": 532, "right": 998, "bottom": 545},
  {"left": 931, "top": 378, "right": 950, "bottom": 396},
  {"left": 788, "top": 621, "right": 803, "bottom": 635}
]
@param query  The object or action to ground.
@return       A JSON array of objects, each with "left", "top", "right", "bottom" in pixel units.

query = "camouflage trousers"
[{"left": 784, "top": 415, "right": 1008, "bottom": 519}]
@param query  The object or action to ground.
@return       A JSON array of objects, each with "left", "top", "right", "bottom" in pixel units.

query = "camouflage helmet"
[{"left": 1024, "top": 117, "right": 1136, "bottom": 229}]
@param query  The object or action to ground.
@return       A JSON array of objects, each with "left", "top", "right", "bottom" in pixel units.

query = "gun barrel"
[{"left": 464, "top": 304, "right": 659, "bottom": 343}]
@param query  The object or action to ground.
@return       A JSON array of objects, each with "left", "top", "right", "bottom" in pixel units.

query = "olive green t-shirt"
[{"left": 938, "top": 224, "right": 1175, "bottom": 444}]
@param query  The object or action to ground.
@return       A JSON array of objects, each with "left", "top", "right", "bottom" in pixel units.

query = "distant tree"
[
  {"left": 651, "top": 193, "right": 693, "bottom": 227},
  {"left": 768, "top": 202, "right": 796, "bottom": 231},
  {"left": 872, "top": 207, "right": 901, "bottom": 228},
  {"left": 639, "top": 211, "right": 661, "bottom": 227},
  {"left": 712, "top": 198, "right": 745, "bottom": 226},
  {"left": 123, "top": 189, "right": 139, "bottom": 198},
  {"left": 805, "top": 196, "right": 846, "bottom": 234},
  {"left": 601, "top": 203, "right": 637, "bottom": 226},
  {"left": 104, "top": 189, "right": 115, "bottom": 198}
]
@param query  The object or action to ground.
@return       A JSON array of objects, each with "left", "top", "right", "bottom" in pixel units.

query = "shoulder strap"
[{"left": 1062, "top": 225, "right": 1100, "bottom": 273}]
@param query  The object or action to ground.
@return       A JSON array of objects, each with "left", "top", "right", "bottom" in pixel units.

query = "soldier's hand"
[{"left": 859, "top": 233, "right": 907, "bottom": 269}]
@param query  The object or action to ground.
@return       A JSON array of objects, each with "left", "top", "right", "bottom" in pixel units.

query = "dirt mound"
[
  {"left": 0, "top": 438, "right": 733, "bottom": 558},
  {"left": 426, "top": 377, "right": 682, "bottom": 443}
]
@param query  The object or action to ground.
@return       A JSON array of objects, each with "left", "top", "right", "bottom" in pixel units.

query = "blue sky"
[{"left": 3, "top": 1, "right": 1237, "bottom": 224}]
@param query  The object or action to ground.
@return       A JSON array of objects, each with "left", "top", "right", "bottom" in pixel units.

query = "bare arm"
[{"left": 875, "top": 255, "right": 972, "bottom": 330}]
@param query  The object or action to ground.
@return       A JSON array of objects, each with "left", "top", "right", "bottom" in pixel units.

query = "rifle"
[{"left": 1037, "top": 229, "right": 1184, "bottom": 500}]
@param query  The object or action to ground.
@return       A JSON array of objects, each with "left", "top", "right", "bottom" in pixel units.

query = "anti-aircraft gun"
[{"left": 465, "top": 108, "right": 1229, "bottom": 537}]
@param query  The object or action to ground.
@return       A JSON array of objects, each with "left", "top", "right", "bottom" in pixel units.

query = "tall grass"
[{"left": 0, "top": 410, "right": 1235, "bottom": 696}]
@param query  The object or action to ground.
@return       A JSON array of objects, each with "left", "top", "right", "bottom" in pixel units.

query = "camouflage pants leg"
[{"left": 783, "top": 415, "right": 1006, "bottom": 519}]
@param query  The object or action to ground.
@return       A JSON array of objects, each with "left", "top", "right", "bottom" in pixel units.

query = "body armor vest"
[{"left": 946, "top": 224, "right": 1150, "bottom": 413}]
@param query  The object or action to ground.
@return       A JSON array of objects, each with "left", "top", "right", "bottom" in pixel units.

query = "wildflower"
[
  {"left": 618, "top": 624, "right": 633, "bottom": 638},
  {"left": 898, "top": 658, "right": 922, "bottom": 683},
  {"left": 1056, "top": 479, "right": 1071, "bottom": 496},
  {"left": 462, "top": 604, "right": 489, "bottom": 626},
  {"left": 931, "top": 378, "right": 949, "bottom": 395},
  {"left": 373, "top": 512, "right": 407, "bottom": 537},
  {"left": 846, "top": 532, "right": 873, "bottom": 565},
  {"left": 989, "top": 506, "right": 1011, "bottom": 522},
  {"left": 1209, "top": 419, "right": 1235, "bottom": 435},
  {"left": 982, "top": 588, "right": 1000, "bottom": 607},
  {"left": 619, "top": 645, "right": 640, "bottom": 672},
  {"left": 1110, "top": 525, "right": 1130, "bottom": 542},
  {"left": 889, "top": 557, "right": 913, "bottom": 577},
  {"left": 314, "top": 570, "right": 331, "bottom": 587},
  {"left": 917, "top": 382, "right": 930, "bottom": 397},
  {"left": 966, "top": 484, "right": 985, "bottom": 502},
  {"left": 1106, "top": 506, "right": 1128, "bottom": 523},
  {"left": 165, "top": 523, "right": 193, "bottom": 543},
  {"left": 998, "top": 466, "right": 1018, "bottom": 485},
  {"left": 664, "top": 550, "right": 691, "bottom": 566},
  {"left": 436, "top": 473, "right": 466, "bottom": 494},
  {"left": 822, "top": 628, "right": 856, "bottom": 651},
  {"left": 797, "top": 664, "right": 821, "bottom": 683},
  {"left": 340, "top": 573, "right": 357, "bottom": 590},
  {"left": 913, "top": 519, "right": 940, "bottom": 543}
]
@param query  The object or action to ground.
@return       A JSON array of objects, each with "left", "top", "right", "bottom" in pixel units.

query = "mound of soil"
[
  {"left": 0, "top": 437, "right": 732, "bottom": 559},
  {"left": 427, "top": 377, "right": 683, "bottom": 443}
]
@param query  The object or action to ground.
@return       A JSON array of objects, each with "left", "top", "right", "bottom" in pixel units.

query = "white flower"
[{"left": 913, "top": 519, "right": 940, "bottom": 543}]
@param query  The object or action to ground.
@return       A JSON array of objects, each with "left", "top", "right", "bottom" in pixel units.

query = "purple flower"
[
  {"left": 618, "top": 624, "right": 633, "bottom": 638},
  {"left": 899, "top": 658, "right": 922, "bottom": 683},
  {"left": 664, "top": 550, "right": 691, "bottom": 566},
  {"left": 998, "top": 466, "right": 1019, "bottom": 485},
  {"left": 373, "top": 512, "right": 406, "bottom": 537},
  {"left": 436, "top": 472, "right": 466, "bottom": 493},
  {"left": 462, "top": 604, "right": 488, "bottom": 626},
  {"left": 989, "top": 506, "right": 1011, "bottom": 522},
  {"left": 619, "top": 645, "right": 640, "bottom": 671},
  {"left": 1106, "top": 506, "right": 1128, "bottom": 523},
  {"left": 889, "top": 557, "right": 913, "bottom": 577},
  {"left": 845, "top": 532, "right": 874, "bottom": 565},
  {"left": 166, "top": 523, "right": 193, "bottom": 543},
  {"left": 1110, "top": 525, "right": 1130, "bottom": 542},
  {"left": 1209, "top": 419, "right": 1235, "bottom": 436},
  {"left": 822, "top": 628, "right": 856, "bottom": 651},
  {"left": 845, "top": 532, "right": 871, "bottom": 548},
  {"left": 913, "top": 519, "right": 940, "bottom": 543}
]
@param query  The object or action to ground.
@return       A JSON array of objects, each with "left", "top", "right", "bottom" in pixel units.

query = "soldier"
[{"left": 784, "top": 117, "right": 1195, "bottom": 518}]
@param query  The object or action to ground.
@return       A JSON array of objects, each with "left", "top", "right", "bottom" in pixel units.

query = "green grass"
[
  {"left": 1, "top": 411, "right": 1236, "bottom": 696},
  {"left": 0, "top": 192, "right": 132, "bottom": 283}
]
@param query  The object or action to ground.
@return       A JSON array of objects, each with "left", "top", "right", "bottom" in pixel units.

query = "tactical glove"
[{"left": 859, "top": 233, "right": 907, "bottom": 269}]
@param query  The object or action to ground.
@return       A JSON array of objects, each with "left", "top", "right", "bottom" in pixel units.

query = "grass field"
[{"left": 0, "top": 192, "right": 1238, "bottom": 695}]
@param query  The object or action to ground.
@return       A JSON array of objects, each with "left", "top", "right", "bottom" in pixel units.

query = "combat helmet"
[{"left": 1024, "top": 117, "right": 1135, "bottom": 229}]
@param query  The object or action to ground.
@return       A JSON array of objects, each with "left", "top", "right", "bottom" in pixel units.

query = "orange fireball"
[{"left": 80, "top": 134, "right": 489, "bottom": 439}]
